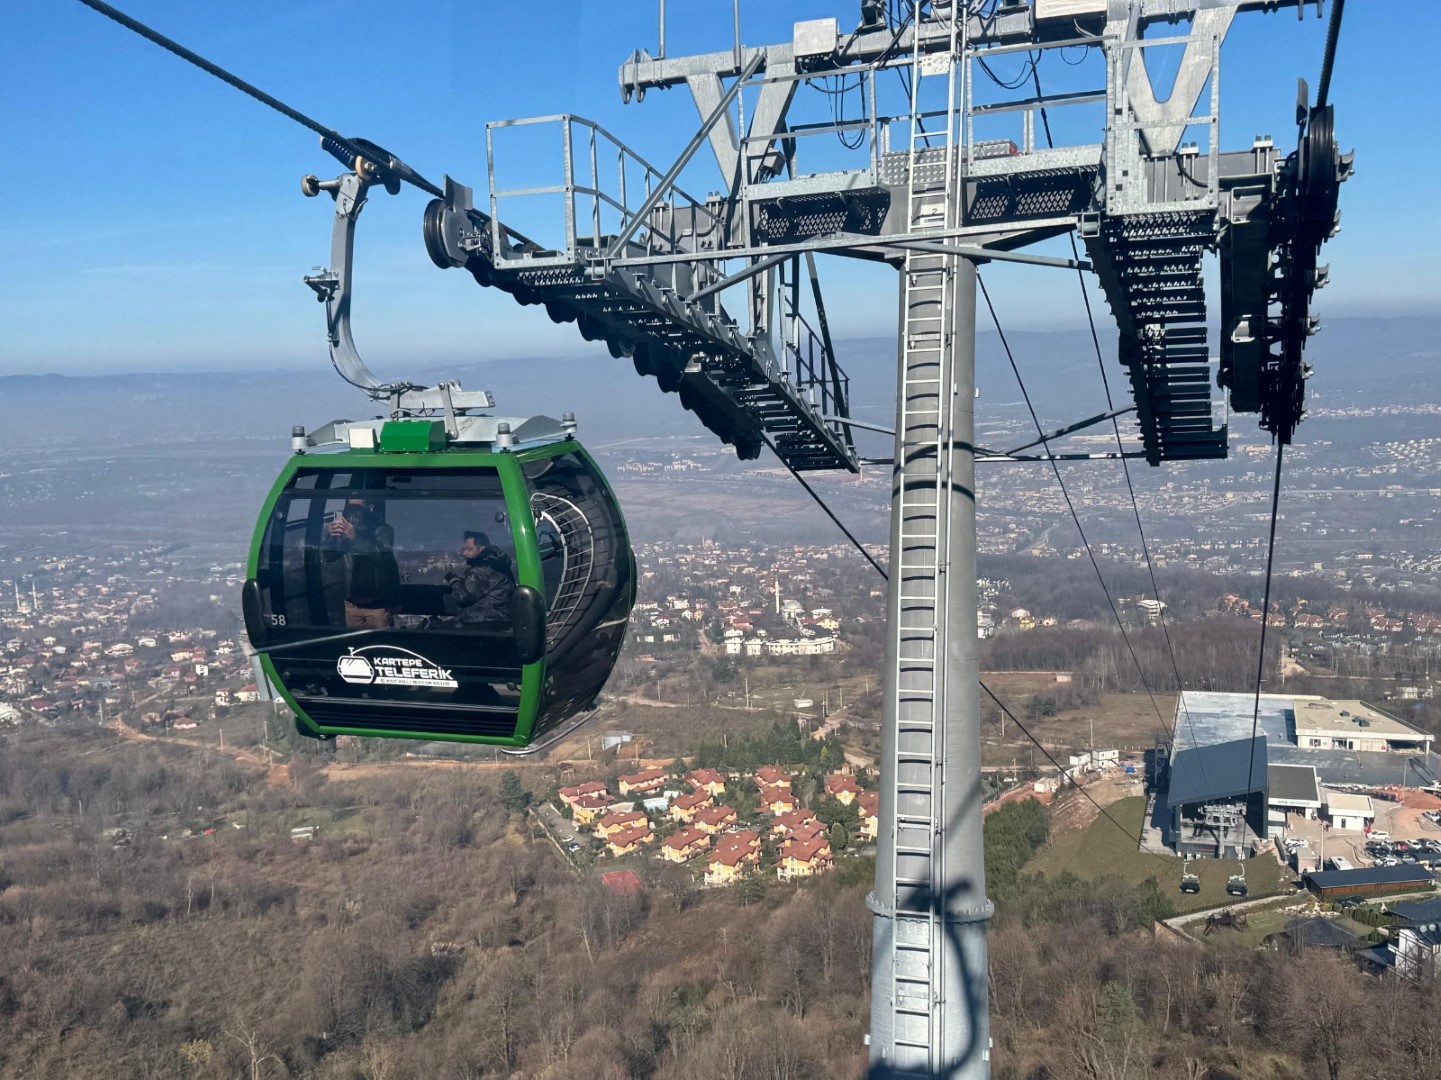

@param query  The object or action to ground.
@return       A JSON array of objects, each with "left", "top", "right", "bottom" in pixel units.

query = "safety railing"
[
  {"left": 485, "top": 114, "right": 723, "bottom": 270},
  {"left": 778, "top": 259, "right": 852, "bottom": 449}
]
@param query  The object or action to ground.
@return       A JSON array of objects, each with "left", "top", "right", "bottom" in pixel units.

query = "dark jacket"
[
  {"left": 326, "top": 524, "right": 400, "bottom": 608},
  {"left": 451, "top": 548, "right": 515, "bottom": 625}
]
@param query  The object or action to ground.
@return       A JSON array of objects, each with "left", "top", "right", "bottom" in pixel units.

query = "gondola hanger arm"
[{"left": 301, "top": 164, "right": 495, "bottom": 418}]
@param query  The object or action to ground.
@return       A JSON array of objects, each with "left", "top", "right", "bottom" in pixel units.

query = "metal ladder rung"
[{"left": 895, "top": 875, "right": 934, "bottom": 889}]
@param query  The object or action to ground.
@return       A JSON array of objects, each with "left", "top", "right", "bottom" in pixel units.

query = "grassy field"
[
  {"left": 980, "top": 682, "right": 1177, "bottom": 767},
  {"left": 1029, "top": 796, "right": 1292, "bottom": 915}
]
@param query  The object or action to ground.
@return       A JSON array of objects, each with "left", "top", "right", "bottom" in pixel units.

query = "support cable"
[
  {"left": 771, "top": 441, "right": 1183, "bottom": 870},
  {"left": 976, "top": 272, "right": 1175, "bottom": 746},
  {"left": 75, "top": 0, "right": 442, "bottom": 198},
  {"left": 1244, "top": 443, "right": 1286, "bottom": 797},
  {"left": 1316, "top": 0, "right": 1346, "bottom": 110},
  {"left": 761, "top": 433, "right": 888, "bottom": 581},
  {"left": 1030, "top": 73, "right": 1207, "bottom": 777}
]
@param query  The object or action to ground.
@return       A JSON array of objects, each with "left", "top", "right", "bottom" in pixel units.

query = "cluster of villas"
[{"left": 558, "top": 766, "right": 880, "bottom": 885}]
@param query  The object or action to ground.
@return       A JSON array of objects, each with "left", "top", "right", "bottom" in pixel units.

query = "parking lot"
[{"left": 1282, "top": 787, "right": 1441, "bottom": 870}]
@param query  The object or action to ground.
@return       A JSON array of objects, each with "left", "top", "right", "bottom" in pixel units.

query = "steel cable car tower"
[
  {"left": 78, "top": 0, "right": 1350, "bottom": 1075},
  {"left": 428, "top": 3, "right": 1341, "bottom": 1073}
]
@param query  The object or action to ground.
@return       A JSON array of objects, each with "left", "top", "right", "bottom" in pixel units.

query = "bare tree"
[
  {"left": 1277, "top": 952, "right": 1364, "bottom": 1080},
  {"left": 224, "top": 1022, "right": 283, "bottom": 1080}
]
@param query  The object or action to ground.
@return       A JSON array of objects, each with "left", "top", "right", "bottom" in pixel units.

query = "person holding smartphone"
[{"left": 324, "top": 498, "right": 400, "bottom": 628}]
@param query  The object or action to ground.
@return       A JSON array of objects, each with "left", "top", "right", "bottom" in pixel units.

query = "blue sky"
[{"left": 1, "top": 1, "right": 1436, "bottom": 376}]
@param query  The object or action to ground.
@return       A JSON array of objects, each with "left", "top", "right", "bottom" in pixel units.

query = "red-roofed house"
[
  {"left": 858, "top": 791, "right": 880, "bottom": 842},
  {"left": 570, "top": 791, "right": 615, "bottom": 825},
  {"left": 660, "top": 826, "right": 712, "bottom": 863},
  {"left": 606, "top": 824, "right": 654, "bottom": 857},
  {"left": 755, "top": 765, "right": 792, "bottom": 790},
  {"left": 695, "top": 804, "right": 738, "bottom": 834},
  {"left": 668, "top": 789, "right": 713, "bottom": 823},
  {"left": 559, "top": 780, "right": 608, "bottom": 807},
  {"left": 687, "top": 768, "right": 727, "bottom": 797},
  {"left": 771, "top": 809, "right": 819, "bottom": 836},
  {"left": 760, "top": 789, "right": 798, "bottom": 816},
  {"left": 594, "top": 809, "right": 648, "bottom": 839},
  {"left": 618, "top": 768, "right": 668, "bottom": 796},
  {"left": 778, "top": 835, "right": 833, "bottom": 880},
  {"left": 786, "top": 819, "right": 827, "bottom": 845},
  {"left": 703, "top": 829, "right": 762, "bottom": 885},
  {"left": 824, "top": 772, "right": 863, "bottom": 805}
]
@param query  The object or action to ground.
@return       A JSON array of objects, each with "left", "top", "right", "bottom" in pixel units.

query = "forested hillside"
[{"left": 4, "top": 731, "right": 1441, "bottom": 1079}]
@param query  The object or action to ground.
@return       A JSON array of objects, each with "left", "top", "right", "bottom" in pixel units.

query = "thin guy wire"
[
  {"left": 981, "top": 682, "right": 1182, "bottom": 876},
  {"left": 1245, "top": 442, "right": 1286, "bottom": 798},
  {"left": 976, "top": 272, "right": 1174, "bottom": 744},
  {"left": 780, "top": 451, "right": 1182, "bottom": 872}
]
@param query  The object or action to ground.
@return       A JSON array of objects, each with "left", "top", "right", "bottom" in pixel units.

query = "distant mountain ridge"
[{"left": 2, "top": 315, "right": 1434, "bottom": 449}]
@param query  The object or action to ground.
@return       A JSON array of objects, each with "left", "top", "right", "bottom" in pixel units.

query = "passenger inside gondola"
[
  {"left": 323, "top": 498, "right": 401, "bottom": 628},
  {"left": 446, "top": 530, "right": 516, "bottom": 628}
]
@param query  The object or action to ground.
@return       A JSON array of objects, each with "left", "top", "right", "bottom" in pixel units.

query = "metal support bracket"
[{"left": 301, "top": 167, "right": 495, "bottom": 415}]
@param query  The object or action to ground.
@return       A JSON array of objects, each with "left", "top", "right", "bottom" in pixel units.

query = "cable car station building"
[
  {"left": 1156, "top": 692, "right": 1439, "bottom": 858},
  {"left": 1165, "top": 736, "right": 1269, "bottom": 860}
]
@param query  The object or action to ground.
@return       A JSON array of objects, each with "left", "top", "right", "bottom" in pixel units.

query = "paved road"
[{"left": 537, "top": 802, "right": 583, "bottom": 848}]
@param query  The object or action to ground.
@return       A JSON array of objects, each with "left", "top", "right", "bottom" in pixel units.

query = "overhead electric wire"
[
  {"left": 976, "top": 272, "right": 1176, "bottom": 747},
  {"left": 1244, "top": 443, "right": 1286, "bottom": 798},
  {"left": 75, "top": 0, "right": 442, "bottom": 198},
  {"left": 1028, "top": 68, "right": 1208, "bottom": 777}
]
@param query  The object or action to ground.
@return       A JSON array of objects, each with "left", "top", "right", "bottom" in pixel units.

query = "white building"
[
  {"left": 765, "top": 636, "right": 835, "bottom": 657},
  {"left": 1395, "top": 926, "right": 1441, "bottom": 979},
  {"left": 1388, "top": 899, "right": 1441, "bottom": 979},
  {"left": 1291, "top": 699, "right": 1433, "bottom": 755},
  {"left": 1323, "top": 791, "right": 1374, "bottom": 832}
]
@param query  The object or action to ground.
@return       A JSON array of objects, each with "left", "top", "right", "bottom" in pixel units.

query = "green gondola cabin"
[{"left": 242, "top": 420, "right": 634, "bottom": 748}]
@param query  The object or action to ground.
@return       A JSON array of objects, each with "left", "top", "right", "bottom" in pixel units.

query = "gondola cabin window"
[{"left": 258, "top": 469, "right": 517, "bottom": 633}]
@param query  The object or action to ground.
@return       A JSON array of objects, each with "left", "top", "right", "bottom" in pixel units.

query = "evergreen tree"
[{"left": 499, "top": 770, "right": 530, "bottom": 815}]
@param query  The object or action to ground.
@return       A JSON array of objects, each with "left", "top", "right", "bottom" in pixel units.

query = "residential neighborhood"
[{"left": 556, "top": 762, "right": 875, "bottom": 884}]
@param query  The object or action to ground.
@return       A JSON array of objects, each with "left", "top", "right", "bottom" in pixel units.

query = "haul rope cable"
[
  {"left": 1245, "top": 0, "right": 1345, "bottom": 797},
  {"left": 1027, "top": 64, "right": 1211, "bottom": 789},
  {"left": 977, "top": 273, "right": 1176, "bottom": 748},
  {"left": 1244, "top": 444, "right": 1286, "bottom": 799}
]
